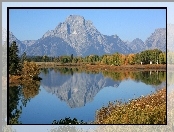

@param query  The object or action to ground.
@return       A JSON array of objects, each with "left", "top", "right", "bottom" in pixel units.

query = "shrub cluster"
[
  {"left": 21, "top": 61, "right": 40, "bottom": 79},
  {"left": 52, "top": 117, "right": 87, "bottom": 125}
]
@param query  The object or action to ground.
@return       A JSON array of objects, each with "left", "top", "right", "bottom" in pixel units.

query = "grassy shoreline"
[
  {"left": 94, "top": 88, "right": 166, "bottom": 124},
  {"left": 36, "top": 62, "right": 166, "bottom": 71}
]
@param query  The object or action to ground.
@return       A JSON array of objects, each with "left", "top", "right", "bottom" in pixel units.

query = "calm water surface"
[{"left": 9, "top": 68, "right": 166, "bottom": 124}]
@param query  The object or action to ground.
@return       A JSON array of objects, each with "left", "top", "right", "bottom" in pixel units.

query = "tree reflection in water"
[
  {"left": 9, "top": 78, "right": 41, "bottom": 124},
  {"left": 43, "top": 67, "right": 166, "bottom": 86},
  {"left": 9, "top": 85, "right": 22, "bottom": 124}
]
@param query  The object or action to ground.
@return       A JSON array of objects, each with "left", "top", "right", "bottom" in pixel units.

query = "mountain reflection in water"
[
  {"left": 39, "top": 68, "right": 166, "bottom": 108},
  {"left": 40, "top": 69, "right": 120, "bottom": 108}
]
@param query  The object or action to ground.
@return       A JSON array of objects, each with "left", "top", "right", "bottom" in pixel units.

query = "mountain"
[
  {"left": 126, "top": 28, "right": 166, "bottom": 53},
  {"left": 145, "top": 28, "right": 166, "bottom": 52},
  {"left": 126, "top": 38, "right": 145, "bottom": 53},
  {"left": 2, "top": 28, "right": 26, "bottom": 55},
  {"left": 104, "top": 35, "right": 131, "bottom": 54},
  {"left": 26, "top": 36, "right": 77, "bottom": 56},
  {"left": 21, "top": 40, "right": 36, "bottom": 46},
  {"left": 32, "top": 15, "right": 131, "bottom": 56},
  {"left": 9, "top": 31, "right": 27, "bottom": 55},
  {"left": 6, "top": 15, "right": 167, "bottom": 56},
  {"left": 39, "top": 70, "right": 120, "bottom": 108}
]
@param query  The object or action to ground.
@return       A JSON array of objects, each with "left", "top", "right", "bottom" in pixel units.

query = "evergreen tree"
[
  {"left": 9, "top": 41, "right": 21, "bottom": 75},
  {"left": 21, "top": 52, "right": 27, "bottom": 64},
  {"left": 71, "top": 54, "right": 73, "bottom": 62}
]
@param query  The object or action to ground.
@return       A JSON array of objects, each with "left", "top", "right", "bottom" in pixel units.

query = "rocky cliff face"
[
  {"left": 39, "top": 70, "right": 120, "bottom": 108},
  {"left": 6, "top": 15, "right": 167, "bottom": 56}
]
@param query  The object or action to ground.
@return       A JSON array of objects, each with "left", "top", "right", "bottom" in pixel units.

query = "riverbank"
[
  {"left": 83, "top": 64, "right": 166, "bottom": 71},
  {"left": 36, "top": 62, "right": 166, "bottom": 71}
]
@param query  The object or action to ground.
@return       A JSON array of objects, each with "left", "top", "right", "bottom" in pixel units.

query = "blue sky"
[{"left": 9, "top": 8, "right": 166, "bottom": 42}]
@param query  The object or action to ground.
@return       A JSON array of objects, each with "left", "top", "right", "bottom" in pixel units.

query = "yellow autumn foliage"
[
  {"left": 22, "top": 61, "right": 40, "bottom": 79},
  {"left": 95, "top": 88, "right": 166, "bottom": 124}
]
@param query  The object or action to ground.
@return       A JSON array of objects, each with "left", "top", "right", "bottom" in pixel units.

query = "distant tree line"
[{"left": 23, "top": 49, "right": 166, "bottom": 65}]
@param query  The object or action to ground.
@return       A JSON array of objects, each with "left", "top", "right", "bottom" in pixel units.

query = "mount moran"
[{"left": 7, "top": 15, "right": 166, "bottom": 56}]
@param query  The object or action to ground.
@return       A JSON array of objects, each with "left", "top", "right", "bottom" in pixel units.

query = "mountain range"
[{"left": 4, "top": 15, "right": 168, "bottom": 56}]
